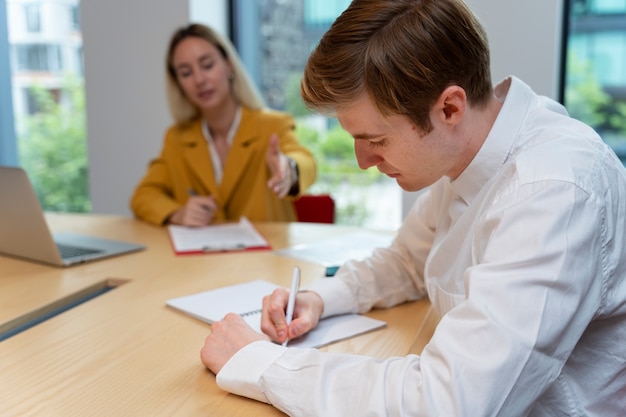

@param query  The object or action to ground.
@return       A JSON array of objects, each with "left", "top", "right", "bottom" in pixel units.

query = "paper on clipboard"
[{"left": 167, "top": 217, "right": 271, "bottom": 254}]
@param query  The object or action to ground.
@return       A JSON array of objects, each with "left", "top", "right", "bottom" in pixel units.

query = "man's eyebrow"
[{"left": 352, "top": 133, "right": 382, "bottom": 140}]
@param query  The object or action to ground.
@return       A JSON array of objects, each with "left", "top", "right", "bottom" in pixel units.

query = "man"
[{"left": 201, "top": 0, "right": 626, "bottom": 415}]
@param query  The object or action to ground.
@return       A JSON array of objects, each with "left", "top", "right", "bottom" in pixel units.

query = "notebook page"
[
  {"left": 165, "top": 280, "right": 386, "bottom": 349},
  {"left": 166, "top": 280, "right": 278, "bottom": 323}
]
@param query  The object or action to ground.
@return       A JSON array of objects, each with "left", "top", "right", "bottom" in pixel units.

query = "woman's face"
[{"left": 171, "top": 36, "right": 234, "bottom": 114}]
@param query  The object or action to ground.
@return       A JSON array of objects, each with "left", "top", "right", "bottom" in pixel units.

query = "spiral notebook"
[{"left": 165, "top": 280, "right": 386, "bottom": 348}]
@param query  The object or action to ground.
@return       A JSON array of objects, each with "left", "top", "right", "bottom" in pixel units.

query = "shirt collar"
[
  {"left": 450, "top": 76, "right": 532, "bottom": 204},
  {"left": 201, "top": 105, "right": 242, "bottom": 147}
]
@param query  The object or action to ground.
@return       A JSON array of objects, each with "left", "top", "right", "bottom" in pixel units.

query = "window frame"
[
  {"left": 559, "top": 0, "right": 626, "bottom": 162},
  {"left": 0, "top": 0, "right": 17, "bottom": 166}
]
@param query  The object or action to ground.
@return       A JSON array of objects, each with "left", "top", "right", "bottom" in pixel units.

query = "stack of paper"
[{"left": 274, "top": 231, "right": 394, "bottom": 275}]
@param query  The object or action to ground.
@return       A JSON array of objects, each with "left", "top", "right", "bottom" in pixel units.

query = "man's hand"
[
  {"left": 200, "top": 313, "right": 269, "bottom": 374},
  {"left": 260, "top": 289, "right": 324, "bottom": 345}
]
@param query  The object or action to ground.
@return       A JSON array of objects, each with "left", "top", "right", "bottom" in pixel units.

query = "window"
[
  {"left": 70, "top": 4, "right": 80, "bottom": 31},
  {"left": 13, "top": 43, "right": 62, "bottom": 72},
  {"left": 76, "top": 45, "right": 83, "bottom": 75},
  {"left": 231, "top": 0, "right": 402, "bottom": 230},
  {"left": 23, "top": 86, "right": 60, "bottom": 114},
  {"left": 24, "top": 3, "right": 40, "bottom": 33},
  {"left": 3, "top": 0, "right": 89, "bottom": 212},
  {"left": 561, "top": 0, "right": 626, "bottom": 161},
  {"left": 304, "top": 0, "right": 347, "bottom": 28}
]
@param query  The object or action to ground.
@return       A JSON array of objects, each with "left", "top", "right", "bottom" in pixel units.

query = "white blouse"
[{"left": 201, "top": 106, "right": 242, "bottom": 185}]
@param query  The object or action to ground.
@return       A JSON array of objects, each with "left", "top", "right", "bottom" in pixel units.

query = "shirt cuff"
[
  {"left": 304, "top": 276, "right": 357, "bottom": 318},
  {"left": 216, "top": 340, "right": 287, "bottom": 403}
]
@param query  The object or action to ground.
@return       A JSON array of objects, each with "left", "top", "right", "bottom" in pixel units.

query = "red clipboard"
[{"left": 167, "top": 217, "right": 272, "bottom": 255}]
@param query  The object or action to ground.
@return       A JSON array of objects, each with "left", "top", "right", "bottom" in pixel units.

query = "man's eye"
[{"left": 369, "top": 139, "right": 387, "bottom": 148}]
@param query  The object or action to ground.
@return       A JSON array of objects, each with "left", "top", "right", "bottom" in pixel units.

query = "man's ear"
[{"left": 434, "top": 85, "right": 467, "bottom": 125}]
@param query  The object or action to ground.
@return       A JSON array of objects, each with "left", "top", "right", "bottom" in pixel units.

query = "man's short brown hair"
[{"left": 301, "top": 0, "right": 492, "bottom": 134}]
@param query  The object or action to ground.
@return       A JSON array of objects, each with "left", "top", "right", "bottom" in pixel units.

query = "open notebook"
[{"left": 166, "top": 280, "right": 386, "bottom": 348}]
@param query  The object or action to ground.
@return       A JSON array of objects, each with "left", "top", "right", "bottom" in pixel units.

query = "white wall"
[
  {"left": 82, "top": 0, "right": 563, "bottom": 218},
  {"left": 467, "top": 0, "right": 563, "bottom": 98},
  {"left": 81, "top": 0, "right": 227, "bottom": 216},
  {"left": 81, "top": 0, "right": 187, "bottom": 216},
  {"left": 402, "top": 0, "right": 564, "bottom": 217}
]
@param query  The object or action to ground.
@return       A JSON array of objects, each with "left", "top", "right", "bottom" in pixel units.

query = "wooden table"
[{"left": 0, "top": 213, "right": 435, "bottom": 417}]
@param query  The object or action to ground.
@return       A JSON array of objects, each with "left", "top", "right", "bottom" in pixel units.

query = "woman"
[{"left": 130, "top": 23, "right": 316, "bottom": 226}]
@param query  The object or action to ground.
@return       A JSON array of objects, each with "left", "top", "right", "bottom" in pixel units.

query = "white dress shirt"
[{"left": 216, "top": 77, "right": 626, "bottom": 416}]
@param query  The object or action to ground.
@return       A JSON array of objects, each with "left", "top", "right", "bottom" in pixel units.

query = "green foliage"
[
  {"left": 285, "top": 58, "right": 391, "bottom": 226},
  {"left": 294, "top": 123, "right": 321, "bottom": 155},
  {"left": 322, "top": 127, "right": 354, "bottom": 159},
  {"left": 284, "top": 71, "right": 312, "bottom": 118},
  {"left": 565, "top": 52, "right": 612, "bottom": 127},
  {"left": 566, "top": 52, "right": 626, "bottom": 139},
  {"left": 294, "top": 119, "right": 386, "bottom": 225},
  {"left": 17, "top": 76, "right": 91, "bottom": 213},
  {"left": 608, "top": 101, "right": 626, "bottom": 133}
]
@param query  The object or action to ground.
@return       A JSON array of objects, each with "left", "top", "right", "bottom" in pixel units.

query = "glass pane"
[
  {"left": 588, "top": 0, "right": 626, "bottom": 14},
  {"left": 563, "top": 0, "right": 626, "bottom": 161},
  {"left": 232, "top": 0, "right": 402, "bottom": 230},
  {"left": 5, "top": 0, "right": 90, "bottom": 212}
]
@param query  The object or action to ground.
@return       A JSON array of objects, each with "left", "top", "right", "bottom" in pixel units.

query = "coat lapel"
[
  {"left": 219, "top": 108, "right": 263, "bottom": 205},
  {"left": 180, "top": 120, "right": 221, "bottom": 199}
]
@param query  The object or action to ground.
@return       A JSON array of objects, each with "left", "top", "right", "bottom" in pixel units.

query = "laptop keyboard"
[{"left": 56, "top": 243, "right": 103, "bottom": 259}]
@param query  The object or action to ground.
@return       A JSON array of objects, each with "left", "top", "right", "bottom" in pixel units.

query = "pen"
[
  {"left": 188, "top": 188, "right": 213, "bottom": 213},
  {"left": 201, "top": 244, "right": 246, "bottom": 252},
  {"left": 283, "top": 266, "right": 301, "bottom": 347}
]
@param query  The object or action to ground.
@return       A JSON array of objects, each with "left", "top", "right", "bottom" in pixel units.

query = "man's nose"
[{"left": 354, "top": 140, "right": 382, "bottom": 170}]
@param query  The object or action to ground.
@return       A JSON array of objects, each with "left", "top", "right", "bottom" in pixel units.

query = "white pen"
[{"left": 282, "top": 266, "right": 301, "bottom": 347}]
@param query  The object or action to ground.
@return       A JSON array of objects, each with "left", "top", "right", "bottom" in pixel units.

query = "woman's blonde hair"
[{"left": 165, "top": 23, "right": 265, "bottom": 124}]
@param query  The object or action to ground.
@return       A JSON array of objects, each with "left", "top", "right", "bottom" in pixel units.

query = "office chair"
[{"left": 293, "top": 194, "right": 335, "bottom": 223}]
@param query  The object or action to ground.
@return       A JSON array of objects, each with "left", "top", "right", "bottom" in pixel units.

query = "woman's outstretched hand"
[{"left": 266, "top": 133, "right": 295, "bottom": 198}]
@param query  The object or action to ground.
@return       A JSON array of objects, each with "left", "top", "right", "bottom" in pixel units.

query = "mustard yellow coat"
[{"left": 130, "top": 107, "right": 316, "bottom": 225}]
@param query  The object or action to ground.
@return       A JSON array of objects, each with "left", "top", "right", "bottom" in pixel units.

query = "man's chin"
[{"left": 396, "top": 178, "right": 427, "bottom": 192}]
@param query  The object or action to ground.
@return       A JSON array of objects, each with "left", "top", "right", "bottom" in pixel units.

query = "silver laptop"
[{"left": 0, "top": 166, "right": 145, "bottom": 267}]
